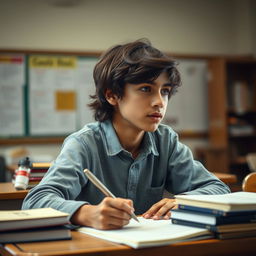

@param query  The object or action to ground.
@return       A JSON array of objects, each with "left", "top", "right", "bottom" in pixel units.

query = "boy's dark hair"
[{"left": 88, "top": 38, "right": 181, "bottom": 121}]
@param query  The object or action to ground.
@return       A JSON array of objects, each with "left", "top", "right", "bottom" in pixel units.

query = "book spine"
[
  {"left": 172, "top": 209, "right": 256, "bottom": 225},
  {"left": 178, "top": 204, "right": 227, "bottom": 216},
  {"left": 178, "top": 204, "right": 256, "bottom": 217},
  {"left": 172, "top": 219, "right": 217, "bottom": 232}
]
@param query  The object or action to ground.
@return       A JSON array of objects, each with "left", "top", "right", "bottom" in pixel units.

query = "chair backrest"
[
  {"left": 242, "top": 173, "right": 256, "bottom": 192},
  {"left": 246, "top": 153, "right": 256, "bottom": 172}
]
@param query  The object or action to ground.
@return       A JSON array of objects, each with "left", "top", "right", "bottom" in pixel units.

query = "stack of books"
[
  {"left": 28, "top": 162, "right": 51, "bottom": 188},
  {"left": 0, "top": 208, "right": 71, "bottom": 243},
  {"left": 172, "top": 192, "right": 256, "bottom": 239}
]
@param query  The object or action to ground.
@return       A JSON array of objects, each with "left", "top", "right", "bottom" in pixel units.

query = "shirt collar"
[{"left": 101, "top": 120, "right": 159, "bottom": 157}]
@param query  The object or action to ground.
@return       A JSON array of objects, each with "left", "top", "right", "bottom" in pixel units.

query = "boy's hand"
[
  {"left": 71, "top": 197, "right": 134, "bottom": 230},
  {"left": 142, "top": 198, "right": 177, "bottom": 220}
]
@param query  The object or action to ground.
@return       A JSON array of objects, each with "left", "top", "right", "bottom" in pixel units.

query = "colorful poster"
[
  {"left": 29, "top": 56, "right": 77, "bottom": 135},
  {"left": 0, "top": 55, "right": 25, "bottom": 136}
]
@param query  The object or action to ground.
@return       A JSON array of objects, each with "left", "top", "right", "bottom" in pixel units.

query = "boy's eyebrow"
[{"left": 149, "top": 81, "right": 173, "bottom": 87}]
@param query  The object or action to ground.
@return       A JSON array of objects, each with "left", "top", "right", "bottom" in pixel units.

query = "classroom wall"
[
  {"left": 250, "top": 0, "right": 256, "bottom": 55},
  {"left": 0, "top": 0, "right": 255, "bottom": 165},
  {"left": 0, "top": 0, "right": 255, "bottom": 55}
]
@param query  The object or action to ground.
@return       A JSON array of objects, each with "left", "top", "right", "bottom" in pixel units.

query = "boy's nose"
[{"left": 152, "top": 92, "right": 164, "bottom": 108}]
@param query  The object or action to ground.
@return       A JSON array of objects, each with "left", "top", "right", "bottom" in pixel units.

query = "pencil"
[{"left": 84, "top": 169, "right": 139, "bottom": 223}]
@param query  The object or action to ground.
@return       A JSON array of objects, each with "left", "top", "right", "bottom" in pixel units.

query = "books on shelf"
[
  {"left": 0, "top": 208, "right": 70, "bottom": 231},
  {"left": 0, "top": 208, "right": 71, "bottom": 243},
  {"left": 232, "top": 80, "right": 252, "bottom": 114},
  {"left": 0, "top": 226, "right": 71, "bottom": 243},
  {"left": 175, "top": 192, "right": 256, "bottom": 212},
  {"left": 172, "top": 192, "right": 256, "bottom": 239},
  {"left": 78, "top": 216, "right": 213, "bottom": 249}
]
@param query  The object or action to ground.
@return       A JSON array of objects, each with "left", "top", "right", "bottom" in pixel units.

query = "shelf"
[
  {"left": 208, "top": 57, "right": 256, "bottom": 173},
  {"left": 228, "top": 133, "right": 256, "bottom": 139},
  {"left": 0, "top": 137, "right": 65, "bottom": 145},
  {"left": 230, "top": 156, "right": 247, "bottom": 166},
  {"left": 228, "top": 109, "right": 256, "bottom": 115}
]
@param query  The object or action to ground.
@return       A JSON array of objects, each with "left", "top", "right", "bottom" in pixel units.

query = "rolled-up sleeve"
[
  {"left": 165, "top": 133, "right": 231, "bottom": 195},
  {"left": 22, "top": 135, "right": 89, "bottom": 219}
]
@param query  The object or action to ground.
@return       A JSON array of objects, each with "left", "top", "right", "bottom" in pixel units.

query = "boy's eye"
[
  {"left": 161, "top": 88, "right": 171, "bottom": 96},
  {"left": 139, "top": 86, "right": 151, "bottom": 92}
]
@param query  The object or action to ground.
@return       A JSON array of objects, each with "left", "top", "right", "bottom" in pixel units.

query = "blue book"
[
  {"left": 171, "top": 209, "right": 256, "bottom": 225},
  {"left": 172, "top": 218, "right": 256, "bottom": 233},
  {"left": 178, "top": 204, "right": 256, "bottom": 216},
  {"left": 0, "top": 226, "right": 71, "bottom": 243}
]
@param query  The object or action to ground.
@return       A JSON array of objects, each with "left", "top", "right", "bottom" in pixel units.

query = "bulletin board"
[
  {"left": 0, "top": 51, "right": 99, "bottom": 140},
  {"left": 0, "top": 50, "right": 209, "bottom": 143}
]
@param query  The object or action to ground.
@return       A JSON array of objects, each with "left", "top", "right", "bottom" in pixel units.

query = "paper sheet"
[{"left": 78, "top": 217, "right": 212, "bottom": 248}]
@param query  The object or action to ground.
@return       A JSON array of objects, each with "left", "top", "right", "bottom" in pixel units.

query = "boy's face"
[{"left": 109, "top": 72, "right": 172, "bottom": 133}]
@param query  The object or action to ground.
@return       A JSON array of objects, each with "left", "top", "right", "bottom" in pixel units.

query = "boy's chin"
[{"left": 144, "top": 124, "right": 160, "bottom": 132}]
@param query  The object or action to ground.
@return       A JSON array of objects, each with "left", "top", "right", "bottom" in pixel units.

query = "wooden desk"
[
  {"left": 0, "top": 174, "right": 237, "bottom": 210},
  {"left": 1, "top": 230, "right": 256, "bottom": 256},
  {"left": 0, "top": 182, "right": 28, "bottom": 210}
]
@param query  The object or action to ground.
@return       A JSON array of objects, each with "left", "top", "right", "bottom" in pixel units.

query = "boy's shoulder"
[
  {"left": 65, "top": 122, "right": 101, "bottom": 142},
  {"left": 65, "top": 120, "right": 115, "bottom": 142},
  {"left": 79, "top": 122, "right": 101, "bottom": 134}
]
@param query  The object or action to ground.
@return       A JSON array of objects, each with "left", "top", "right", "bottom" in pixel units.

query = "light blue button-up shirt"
[{"left": 22, "top": 120, "right": 230, "bottom": 218}]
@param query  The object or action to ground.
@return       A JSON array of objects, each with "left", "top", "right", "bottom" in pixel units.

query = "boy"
[{"left": 22, "top": 39, "right": 230, "bottom": 230}]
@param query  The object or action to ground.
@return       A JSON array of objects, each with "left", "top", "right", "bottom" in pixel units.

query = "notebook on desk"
[{"left": 77, "top": 217, "right": 213, "bottom": 249}]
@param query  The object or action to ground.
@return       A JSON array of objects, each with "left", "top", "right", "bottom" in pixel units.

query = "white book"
[
  {"left": 0, "top": 208, "right": 70, "bottom": 231},
  {"left": 175, "top": 192, "right": 256, "bottom": 212},
  {"left": 77, "top": 217, "right": 213, "bottom": 249}
]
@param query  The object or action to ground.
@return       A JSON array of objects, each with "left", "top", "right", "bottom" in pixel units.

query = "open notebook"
[{"left": 77, "top": 217, "right": 213, "bottom": 249}]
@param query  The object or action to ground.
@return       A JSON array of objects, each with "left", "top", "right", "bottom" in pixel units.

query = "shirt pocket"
[{"left": 143, "top": 183, "right": 165, "bottom": 210}]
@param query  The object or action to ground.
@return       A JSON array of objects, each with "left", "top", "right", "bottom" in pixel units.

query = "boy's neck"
[{"left": 112, "top": 121, "right": 145, "bottom": 159}]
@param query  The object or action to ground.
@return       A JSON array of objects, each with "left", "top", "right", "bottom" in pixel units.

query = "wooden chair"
[{"left": 242, "top": 173, "right": 256, "bottom": 192}]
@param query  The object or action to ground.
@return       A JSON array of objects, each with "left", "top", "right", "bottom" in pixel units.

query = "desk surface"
[
  {"left": 0, "top": 171, "right": 237, "bottom": 200},
  {"left": 0, "top": 182, "right": 28, "bottom": 200},
  {"left": 1, "top": 230, "right": 256, "bottom": 256}
]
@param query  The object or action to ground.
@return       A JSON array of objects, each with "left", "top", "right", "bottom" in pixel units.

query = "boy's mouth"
[
  {"left": 147, "top": 112, "right": 163, "bottom": 122},
  {"left": 148, "top": 112, "right": 163, "bottom": 118}
]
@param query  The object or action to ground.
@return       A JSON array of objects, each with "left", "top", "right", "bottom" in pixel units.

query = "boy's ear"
[{"left": 105, "top": 89, "right": 118, "bottom": 105}]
